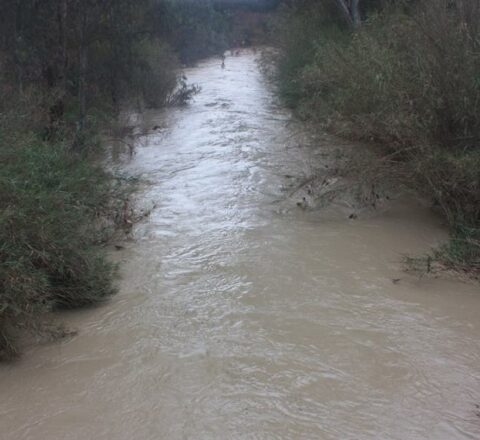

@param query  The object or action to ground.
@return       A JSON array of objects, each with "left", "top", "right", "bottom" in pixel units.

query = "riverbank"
[
  {"left": 0, "top": 0, "right": 209, "bottom": 360},
  {"left": 271, "top": 0, "right": 480, "bottom": 278}
]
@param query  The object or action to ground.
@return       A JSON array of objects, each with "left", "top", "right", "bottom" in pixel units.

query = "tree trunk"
[
  {"left": 334, "top": 0, "right": 361, "bottom": 29},
  {"left": 335, "top": 0, "right": 354, "bottom": 28},
  {"left": 13, "top": 0, "right": 23, "bottom": 94},
  {"left": 79, "top": 43, "right": 87, "bottom": 132},
  {"left": 74, "top": 9, "right": 88, "bottom": 149},
  {"left": 45, "top": 0, "right": 68, "bottom": 141},
  {"left": 58, "top": 0, "right": 68, "bottom": 95},
  {"left": 351, "top": 0, "right": 361, "bottom": 29}
]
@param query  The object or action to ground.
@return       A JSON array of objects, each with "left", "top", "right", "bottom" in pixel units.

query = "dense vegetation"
[
  {"left": 7, "top": 0, "right": 476, "bottom": 360},
  {"left": 0, "top": 0, "right": 271, "bottom": 359},
  {"left": 273, "top": 0, "right": 480, "bottom": 276}
]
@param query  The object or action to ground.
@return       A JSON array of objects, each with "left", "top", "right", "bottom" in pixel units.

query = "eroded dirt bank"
[{"left": 1, "top": 51, "right": 479, "bottom": 440}]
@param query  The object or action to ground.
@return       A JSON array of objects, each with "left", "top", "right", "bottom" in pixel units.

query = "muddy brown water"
[{"left": 1, "top": 51, "right": 480, "bottom": 440}]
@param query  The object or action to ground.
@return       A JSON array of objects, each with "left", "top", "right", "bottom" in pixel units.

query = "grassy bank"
[
  {"left": 0, "top": 103, "right": 118, "bottom": 359},
  {"left": 273, "top": 0, "right": 480, "bottom": 277}
]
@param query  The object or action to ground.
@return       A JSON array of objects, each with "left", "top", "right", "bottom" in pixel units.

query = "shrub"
[{"left": 0, "top": 118, "right": 118, "bottom": 359}]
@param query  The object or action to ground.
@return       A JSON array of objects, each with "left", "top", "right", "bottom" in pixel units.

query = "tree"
[{"left": 334, "top": 0, "right": 361, "bottom": 28}]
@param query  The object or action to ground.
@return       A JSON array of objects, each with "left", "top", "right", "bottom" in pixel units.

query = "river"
[{"left": 1, "top": 51, "right": 480, "bottom": 440}]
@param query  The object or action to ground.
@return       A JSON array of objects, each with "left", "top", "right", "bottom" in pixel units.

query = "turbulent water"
[{"left": 1, "top": 51, "right": 480, "bottom": 440}]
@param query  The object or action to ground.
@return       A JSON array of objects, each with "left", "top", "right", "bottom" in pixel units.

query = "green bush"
[{"left": 0, "top": 128, "right": 117, "bottom": 359}]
